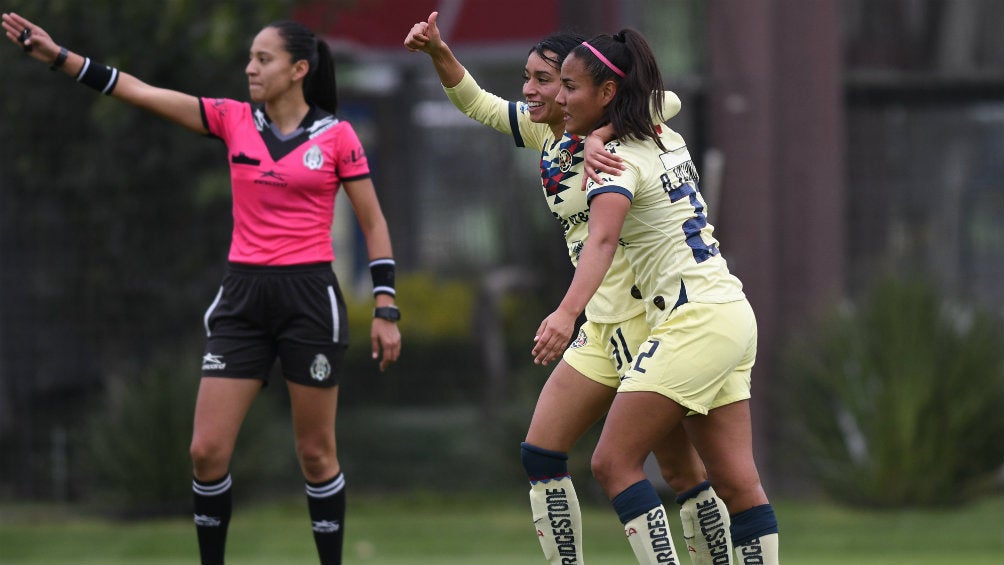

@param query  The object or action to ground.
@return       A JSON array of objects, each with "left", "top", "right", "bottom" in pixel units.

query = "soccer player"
[
  {"left": 406, "top": 12, "right": 731, "bottom": 565},
  {"left": 4, "top": 13, "right": 401, "bottom": 565},
  {"left": 530, "top": 29, "right": 782, "bottom": 565}
]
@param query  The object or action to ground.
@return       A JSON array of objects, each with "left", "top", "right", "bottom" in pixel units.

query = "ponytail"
[
  {"left": 573, "top": 29, "right": 666, "bottom": 151},
  {"left": 266, "top": 20, "right": 338, "bottom": 114}
]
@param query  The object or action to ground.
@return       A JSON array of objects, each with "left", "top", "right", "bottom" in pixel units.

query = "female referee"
[
  {"left": 406, "top": 12, "right": 731, "bottom": 565},
  {"left": 4, "top": 12, "right": 401, "bottom": 565},
  {"left": 531, "top": 29, "right": 782, "bottom": 565}
]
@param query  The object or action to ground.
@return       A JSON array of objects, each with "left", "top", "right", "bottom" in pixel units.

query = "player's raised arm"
[
  {"left": 404, "top": 11, "right": 464, "bottom": 88},
  {"left": 3, "top": 12, "right": 206, "bottom": 134}
]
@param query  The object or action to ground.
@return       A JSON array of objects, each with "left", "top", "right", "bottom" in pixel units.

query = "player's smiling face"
[
  {"left": 557, "top": 53, "right": 614, "bottom": 136},
  {"left": 246, "top": 27, "right": 303, "bottom": 104},
  {"left": 522, "top": 50, "right": 564, "bottom": 133}
]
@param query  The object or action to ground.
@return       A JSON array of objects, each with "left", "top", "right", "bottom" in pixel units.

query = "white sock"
[
  {"left": 529, "top": 476, "right": 584, "bottom": 565},
  {"left": 735, "top": 532, "right": 779, "bottom": 565},
  {"left": 623, "top": 505, "right": 683, "bottom": 565},
  {"left": 679, "top": 485, "right": 732, "bottom": 565}
]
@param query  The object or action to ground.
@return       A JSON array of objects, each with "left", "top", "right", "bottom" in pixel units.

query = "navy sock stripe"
[
  {"left": 611, "top": 480, "right": 662, "bottom": 524},
  {"left": 521, "top": 442, "right": 570, "bottom": 483},
  {"left": 731, "top": 504, "right": 779, "bottom": 546},
  {"left": 674, "top": 480, "right": 711, "bottom": 505}
]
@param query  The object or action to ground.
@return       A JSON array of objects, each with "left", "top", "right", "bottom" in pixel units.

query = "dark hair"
[
  {"left": 570, "top": 29, "right": 666, "bottom": 151},
  {"left": 266, "top": 20, "right": 338, "bottom": 114},
  {"left": 529, "top": 32, "right": 586, "bottom": 70}
]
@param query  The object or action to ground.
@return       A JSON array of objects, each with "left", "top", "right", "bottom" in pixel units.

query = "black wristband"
[
  {"left": 374, "top": 306, "right": 401, "bottom": 322},
  {"left": 369, "top": 258, "right": 396, "bottom": 298},
  {"left": 50, "top": 46, "right": 68, "bottom": 71},
  {"left": 76, "top": 57, "right": 120, "bottom": 95}
]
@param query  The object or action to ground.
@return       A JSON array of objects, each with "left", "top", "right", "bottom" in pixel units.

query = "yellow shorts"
[
  {"left": 617, "top": 299, "right": 757, "bottom": 415},
  {"left": 562, "top": 312, "right": 650, "bottom": 389}
]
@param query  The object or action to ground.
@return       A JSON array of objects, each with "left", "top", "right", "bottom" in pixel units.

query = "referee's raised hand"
[{"left": 2, "top": 12, "right": 59, "bottom": 66}]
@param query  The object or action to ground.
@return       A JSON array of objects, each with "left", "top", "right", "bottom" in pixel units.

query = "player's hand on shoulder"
[{"left": 582, "top": 132, "right": 624, "bottom": 189}]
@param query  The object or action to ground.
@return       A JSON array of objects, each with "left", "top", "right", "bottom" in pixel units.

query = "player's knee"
[
  {"left": 589, "top": 449, "right": 617, "bottom": 489},
  {"left": 659, "top": 465, "right": 707, "bottom": 494},
  {"left": 708, "top": 474, "right": 762, "bottom": 508}
]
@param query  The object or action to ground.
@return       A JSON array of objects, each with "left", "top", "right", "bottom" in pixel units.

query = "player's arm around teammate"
[
  {"left": 408, "top": 12, "right": 732, "bottom": 565},
  {"left": 533, "top": 30, "right": 781, "bottom": 565}
]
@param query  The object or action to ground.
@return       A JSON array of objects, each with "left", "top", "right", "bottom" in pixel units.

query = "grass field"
[{"left": 1, "top": 492, "right": 1002, "bottom": 564}]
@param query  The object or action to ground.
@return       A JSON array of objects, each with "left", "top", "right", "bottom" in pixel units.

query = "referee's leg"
[
  {"left": 190, "top": 376, "right": 261, "bottom": 565},
  {"left": 289, "top": 382, "right": 344, "bottom": 565}
]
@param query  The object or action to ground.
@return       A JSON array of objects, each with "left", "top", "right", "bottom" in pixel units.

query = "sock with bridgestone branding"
[
  {"left": 613, "top": 479, "right": 682, "bottom": 565},
  {"left": 676, "top": 481, "right": 733, "bottom": 565},
  {"left": 731, "top": 504, "right": 780, "bottom": 565},
  {"left": 521, "top": 442, "right": 584, "bottom": 565},
  {"left": 193, "top": 473, "right": 232, "bottom": 565},
  {"left": 306, "top": 472, "right": 347, "bottom": 565}
]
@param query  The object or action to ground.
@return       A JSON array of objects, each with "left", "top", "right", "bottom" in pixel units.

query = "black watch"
[{"left": 374, "top": 306, "right": 401, "bottom": 322}]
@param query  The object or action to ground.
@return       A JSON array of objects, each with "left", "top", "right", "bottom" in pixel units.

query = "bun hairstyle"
[
  {"left": 267, "top": 20, "right": 338, "bottom": 114},
  {"left": 572, "top": 29, "right": 667, "bottom": 151}
]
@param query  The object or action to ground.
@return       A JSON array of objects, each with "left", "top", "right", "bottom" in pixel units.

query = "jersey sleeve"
[
  {"left": 332, "top": 122, "right": 371, "bottom": 182},
  {"left": 443, "top": 69, "right": 548, "bottom": 151},
  {"left": 658, "top": 90, "right": 682, "bottom": 122},
  {"left": 587, "top": 141, "right": 639, "bottom": 203},
  {"left": 199, "top": 97, "right": 243, "bottom": 141}
]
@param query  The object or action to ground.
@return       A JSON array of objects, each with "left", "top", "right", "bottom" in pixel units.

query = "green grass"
[{"left": 1, "top": 492, "right": 1002, "bottom": 564}]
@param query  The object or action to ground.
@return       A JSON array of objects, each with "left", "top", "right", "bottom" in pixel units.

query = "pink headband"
[{"left": 581, "top": 41, "right": 626, "bottom": 78}]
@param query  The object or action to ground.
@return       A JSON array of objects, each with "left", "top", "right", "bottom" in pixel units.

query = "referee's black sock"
[
  {"left": 306, "top": 472, "right": 347, "bottom": 565},
  {"left": 192, "top": 473, "right": 232, "bottom": 565}
]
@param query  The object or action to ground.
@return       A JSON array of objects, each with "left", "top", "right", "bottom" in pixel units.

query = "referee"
[{"left": 5, "top": 13, "right": 401, "bottom": 565}]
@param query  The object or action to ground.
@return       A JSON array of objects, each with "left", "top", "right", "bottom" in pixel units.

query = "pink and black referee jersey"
[{"left": 200, "top": 97, "right": 371, "bottom": 266}]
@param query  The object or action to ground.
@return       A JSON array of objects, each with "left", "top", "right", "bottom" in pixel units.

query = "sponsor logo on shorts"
[
  {"left": 202, "top": 353, "right": 226, "bottom": 371},
  {"left": 570, "top": 329, "right": 587, "bottom": 349},
  {"left": 310, "top": 353, "right": 331, "bottom": 382},
  {"left": 312, "top": 519, "right": 341, "bottom": 533}
]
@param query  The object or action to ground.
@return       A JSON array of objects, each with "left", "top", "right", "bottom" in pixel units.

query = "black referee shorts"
[{"left": 201, "top": 262, "right": 349, "bottom": 387}]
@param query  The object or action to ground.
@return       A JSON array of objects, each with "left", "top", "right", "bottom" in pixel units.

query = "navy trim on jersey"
[
  {"left": 586, "top": 185, "right": 633, "bottom": 204},
  {"left": 508, "top": 101, "right": 525, "bottom": 148}
]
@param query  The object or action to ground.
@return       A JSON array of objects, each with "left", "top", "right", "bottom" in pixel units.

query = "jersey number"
[
  {"left": 662, "top": 176, "right": 719, "bottom": 263},
  {"left": 609, "top": 327, "right": 633, "bottom": 372},
  {"left": 632, "top": 339, "right": 660, "bottom": 374}
]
